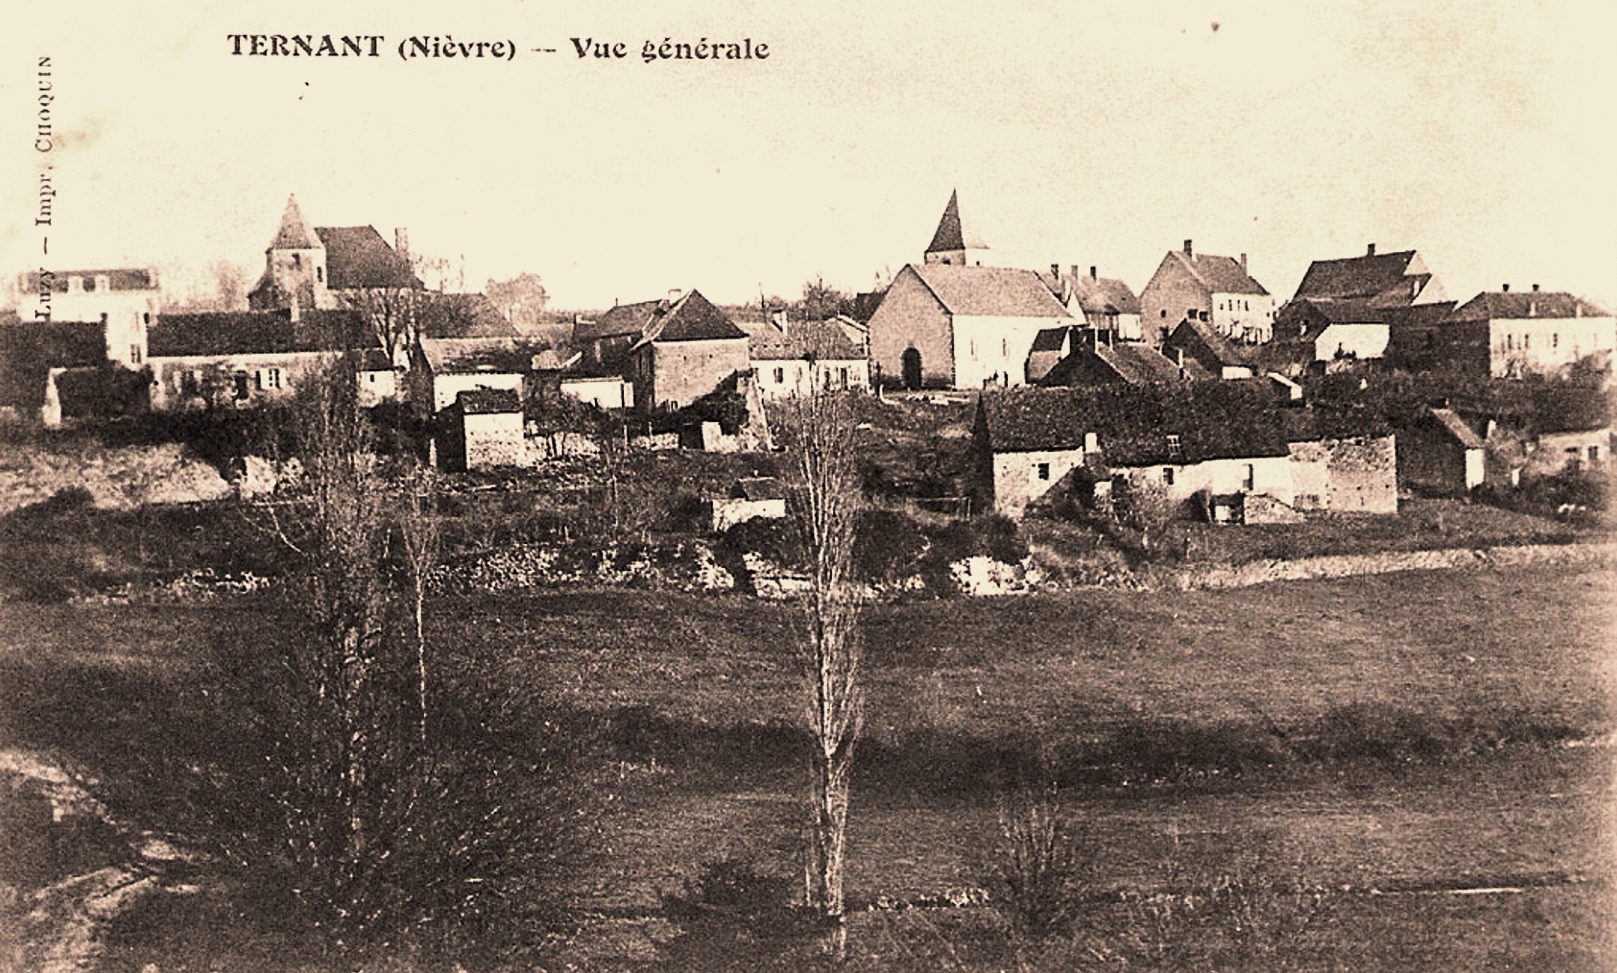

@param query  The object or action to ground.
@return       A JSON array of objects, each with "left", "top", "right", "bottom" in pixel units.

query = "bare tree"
[
  {"left": 486, "top": 272, "right": 550, "bottom": 330},
  {"left": 395, "top": 466, "right": 441, "bottom": 744},
  {"left": 779, "top": 389, "right": 865, "bottom": 933}
]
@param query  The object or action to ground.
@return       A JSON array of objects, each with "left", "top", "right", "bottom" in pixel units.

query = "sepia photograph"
[{"left": 1, "top": 1, "right": 1613, "bottom": 969}]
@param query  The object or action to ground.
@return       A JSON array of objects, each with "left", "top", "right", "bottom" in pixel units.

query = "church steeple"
[
  {"left": 924, "top": 189, "right": 989, "bottom": 266},
  {"left": 247, "top": 194, "right": 330, "bottom": 313}
]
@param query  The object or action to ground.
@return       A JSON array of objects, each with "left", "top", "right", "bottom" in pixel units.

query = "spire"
[
  {"left": 926, "top": 189, "right": 988, "bottom": 256},
  {"left": 268, "top": 194, "right": 321, "bottom": 250}
]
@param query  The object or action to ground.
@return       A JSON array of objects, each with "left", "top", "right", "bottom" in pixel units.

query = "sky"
[{"left": 4, "top": 0, "right": 1614, "bottom": 311}]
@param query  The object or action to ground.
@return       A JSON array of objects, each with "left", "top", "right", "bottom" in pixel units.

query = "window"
[
  {"left": 969, "top": 338, "right": 977, "bottom": 358},
  {"left": 1036, "top": 462, "right": 1051, "bottom": 481},
  {"left": 1523, "top": 334, "right": 1531, "bottom": 350},
  {"left": 266, "top": 368, "right": 282, "bottom": 390},
  {"left": 130, "top": 344, "right": 142, "bottom": 364},
  {"left": 292, "top": 253, "right": 301, "bottom": 269},
  {"left": 1166, "top": 434, "right": 1183, "bottom": 459},
  {"left": 773, "top": 366, "right": 784, "bottom": 383},
  {"left": 1162, "top": 468, "right": 1175, "bottom": 485},
  {"left": 233, "top": 372, "right": 250, "bottom": 400},
  {"left": 316, "top": 266, "right": 324, "bottom": 283},
  {"left": 1242, "top": 464, "right": 1255, "bottom": 490},
  {"left": 1552, "top": 333, "right": 1559, "bottom": 349},
  {"left": 83, "top": 277, "right": 97, "bottom": 292},
  {"left": 1590, "top": 445, "right": 1603, "bottom": 463},
  {"left": 838, "top": 367, "right": 849, "bottom": 388},
  {"left": 1001, "top": 337, "right": 1008, "bottom": 358}
]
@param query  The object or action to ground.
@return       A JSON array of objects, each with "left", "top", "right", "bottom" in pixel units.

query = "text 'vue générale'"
[{"left": 225, "top": 35, "right": 771, "bottom": 63}]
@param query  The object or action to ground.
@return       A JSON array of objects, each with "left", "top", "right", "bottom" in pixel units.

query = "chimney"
[
  {"left": 1367, "top": 243, "right": 1376, "bottom": 256},
  {"left": 1070, "top": 265, "right": 1081, "bottom": 281},
  {"left": 1531, "top": 283, "right": 1540, "bottom": 292},
  {"left": 667, "top": 288, "right": 683, "bottom": 304},
  {"left": 1240, "top": 253, "right": 1248, "bottom": 274},
  {"left": 1089, "top": 265, "right": 1098, "bottom": 280},
  {"left": 770, "top": 309, "right": 789, "bottom": 333},
  {"left": 394, "top": 228, "right": 409, "bottom": 256},
  {"left": 1502, "top": 284, "right": 1510, "bottom": 293},
  {"left": 1051, "top": 263, "right": 1061, "bottom": 282},
  {"left": 1183, "top": 239, "right": 1193, "bottom": 256},
  {"left": 1083, "top": 431, "right": 1099, "bottom": 453}
]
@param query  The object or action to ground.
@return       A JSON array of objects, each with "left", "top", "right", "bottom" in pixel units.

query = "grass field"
[{"left": 1, "top": 561, "right": 1612, "bottom": 970}]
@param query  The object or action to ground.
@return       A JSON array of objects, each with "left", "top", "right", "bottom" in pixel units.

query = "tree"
[
  {"left": 486, "top": 273, "right": 550, "bottom": 330},
  {"left": 797, "top": 275, "right": 850, "bottom": 321},
  {"left": 778, "top": 389, "right": 865, "bottom": 937},
  {"left": 341, "top": 281, "right": 428, "bottom": 368},
  {"left": 394, "top": 465, "right": 441, "bottom": 745}
]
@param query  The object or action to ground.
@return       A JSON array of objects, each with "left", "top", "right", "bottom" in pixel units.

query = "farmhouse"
[
  {"left": 1443, "top": 287, "right": 1613, "bottom": 379},
  {"left": 12, "top": 267, "right": 158, "bottom": 368},
  {"left": 1290, "top": 244, "right": 1449, "bottom": 309},
  {"left": 625, "top": 290, "right": 751, "bottom": 414},
  {"left": 145, "top": 310, "right": 371, "bottom": 412},
  {"left": 1042, "top": 265, "right": 1144, "bottom": 341},
  {"left": 740, "top": 314, "right": 870, "bottom": 399},
  {"left": 1039, "top": 334, "right": 1195, "bottom": 388},
  {"left": 437, "top": 388, "right": 525, "bottom": 472},
  {"left": 1397, "top": 407, "right": 1485, "bottom": 496},
  {"left": 973, "top": 383, "right": 1397, "bottom": 520},
  {"left": 410, "top": 336, "right": 532, "bottom": 416},
  {"left": 1138, "top": 240, "right": 1275, "bottom": 345}
]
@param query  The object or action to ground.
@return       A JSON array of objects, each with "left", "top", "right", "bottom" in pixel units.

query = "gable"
[{"left": 315, "top": 226, "right": 421, "bottom": 290}]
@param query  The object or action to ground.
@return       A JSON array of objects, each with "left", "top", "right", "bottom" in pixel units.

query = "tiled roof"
[
  {"left": 926, "top": 189, "right": 988, "bottom": 254},
  {"left": 456, "top": 387, "right": 522, "bottom": 415},
  {"left": 418, "top": 336, "right": 534, "bottom": 375},
  {"left": 910, "top": 264, "right": 1073, "bottom": 318},
  {"left": 269, "top": 195, "right": 321, "bottom": 250},
  {"left": 416, "top": 292, "right": 517, "bottom": 338},
  {"left": 1429, "top": 408, "right": 1485, "bottom": 449},
  {"left": 1167, "top": 316, "right": 1251, "bottom": 368},
  {"left": 978, "top": 382, "right": 1289, "bottom": 465},
  {"left": 1531, "top": 385, "right": 1610, "bottom": 435},
  {"left": 636, "top": 290, "right": 747, "bottom": 344},
  {"left": 148, "top": 310, "right": 371, "bottom": 357},
  {"left": 1294, "top": 250, "right": 1426, "bottom": 306},
  {"left": 0, "top": 321, "right": 107, "bottom": 409},
  {"left": 1071, "top": 275, "right": 1141, "bottom": 316},
  {"left": 574, "top": 300, "right": 663, "bottom": 343},
  {"left": 1167, "top": 250, "right": 1269, "bottom": 296},
  {"left": 1041, "top": 340, "right": 1196, "bottom": 387},
  {"left": 17, "top": 268, "right": 158, "bottom": 293},
  {"left": 347, "top": 347, "right": 394, "bottom": 371},
  {"left": 740, "top": 319, "right": 865, "bottom": 361},
  {"left": 315, "top": 226, "right": 421, "bottom": 290},
  {"left": 1029, "top": 327, "right": 1072, "bottom": 353},
  {"left": 1450, "top": 291, "right": 1610, "bottom": 321}
]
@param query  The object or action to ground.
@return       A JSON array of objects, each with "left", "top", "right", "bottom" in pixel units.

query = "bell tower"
[{"left": 249, "top": 194, "right": 330, "bottom": 313}]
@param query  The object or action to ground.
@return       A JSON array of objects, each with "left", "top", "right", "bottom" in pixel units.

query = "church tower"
[
  {"left": 248, "top": 194, "right": 330, "bottom": 315},
  {"left": 923, "top": 189, "right": 989, "bottom": 266}
]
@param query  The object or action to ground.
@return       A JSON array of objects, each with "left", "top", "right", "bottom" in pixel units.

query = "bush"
[
  {"left": 852, "top": 508, "right": 927, "bottom": 583},
  {"left": 988, "top": 781, "right": 1089, "bottom": 940}
]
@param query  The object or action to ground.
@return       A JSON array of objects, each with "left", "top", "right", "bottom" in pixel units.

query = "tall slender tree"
[{"left": 780, "top": 388, "right": 865, "bottom": 933}]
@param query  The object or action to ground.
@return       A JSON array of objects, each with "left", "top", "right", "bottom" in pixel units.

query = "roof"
[
  {"left": 926, "top": 190, "right": 988, "bottom": 254},
  {"left": 416, "top": 292, "right": 517, "bottom": 338},
  {"left": 0, "top": 322, "right": 108, "bottom": 409},
  {"left": 1450, "top": 290, "right": 1610, "bottom": 321},
  {"left": 634, "top": 290, "right": 747, "bottom": 345},
  {"left": 268, "top": 195, "right": 321, "bottom": 250},
  {"left": 1165, "top": 250, "right": 1269, "bottom": 296},
  {"left": 1429, "top": 408, "right": 1485, "bottom": 449},
  {"left": 574, "top": 300, "right": 663, "bottom": 343},
  {"left": 148, "top": 310, "right": 371, "bottom": 357},
  {"left": 1029, "top": 327, "right": 1072, "bottom": 353},
  {"left": 1070, "top": 275, "right": 1141, "bottom": 316},
  {"left": 455, "top": 387, "right": 522, "bottom": 415},
  {"left": 347, "top": 347, "right": 394, "bottom": 371},
  {"left": 908, "top": 264, "right": 1073, "bottom": 318},
  {"left": 1166, "top": 316, "right": 1252, "bottom": 368},
  {"left": 418, "top": 336, "right": 535, "bottom": 375},
  {"left": 17, "top": 268, "right": 158, "bottom": 293},
  {"left": 1041, "top": 341, "right": 1183, "bottom": 386},
  {"left": 978, "top": 383, "right": 1289, "bottom": 465},
  {"left": 1293, "top": 250, "right": 1429, "bottom": 306},
  {"left": 1531, "top": 385, "right": 1611, "bottom": 435},
  {"left": 740, "top": 319, "right": 865, "bottom": 361},
  {"left": 731, "top": 476, "right": 785, "bottom": 501},
  {"left": 314, "top": 226, "right": 421, "bottom": 290}
]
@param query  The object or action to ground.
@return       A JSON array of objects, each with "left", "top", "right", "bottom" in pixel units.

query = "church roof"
[
  {"left": 925, "top": 189, "right": 989, "bottom": 255},
  {"left": 909, "top": 264, "right": 1072, "bottom": 318},
  {"left": 314, "top": 226, "right": 421, "bottom": 290},
  {"left": 268, "top": 195, "right": 321, "bottom": 250}
]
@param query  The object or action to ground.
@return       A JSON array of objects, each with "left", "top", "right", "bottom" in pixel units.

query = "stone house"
[
  {"left": 1433, "top": 287, "right": 1614, "bottom": 379},
  {"left": 740, "top": 314, "right": 870, "bottom": 399},
  {"left": 1161, "top": 317, "right": 1254, "bottom": 379},
  {"left": 1138, "top": 240, "right": 1275, "bottom": 345},
  {"left": 1290, "top": 244, "right": 1449, "bottom": 310},
  {"left": 1396, "top": 407, "right": 1485, "bottom": 496},
  {"left": 438, "top": 388, "right": 525, "bottom": 472},
  {"left": 1040, "top": 333, "right": 1197, "bottom": 388},
  {"left": 625, "top": 290, "right": 751, "bottom": 414},
  {"left": 973, "top": 384, "right": 1396, "bottom": 520},
  {"left": 12, "top": 267, "right": 158, "bottom": 369},
  {"left": 145, "top": 310, "right": 371, "bottom": 412},
  {"left": 410, "top": 336, "right": 532, "bottom": 416},
  {"left": 1042, "top": 265, "right": 1144, "bottom": 342}
]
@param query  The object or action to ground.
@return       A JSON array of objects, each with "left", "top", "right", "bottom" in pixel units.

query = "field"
[{"left": 2, "top": 556, "right": 1613, "bottom": 970}]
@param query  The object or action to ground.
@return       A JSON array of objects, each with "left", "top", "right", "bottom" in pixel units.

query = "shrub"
[
  {"left": 852, "top": 507, "right": 927, "bottom": 583},
  {"left": 988, "top": 780, "right": 1089, "bottom": 941}
]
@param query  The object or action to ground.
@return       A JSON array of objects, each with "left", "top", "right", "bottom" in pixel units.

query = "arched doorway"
[{"left": 901, "top": 347, "right": 922, "bottom": 390}]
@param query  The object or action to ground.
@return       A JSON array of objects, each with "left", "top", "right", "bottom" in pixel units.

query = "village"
[
  {"left": 1, "top": 188, "right": 1613, "bottom": 973},
  {"left": 1, "top": 189, "right": 1611, "bottom": 538}
]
